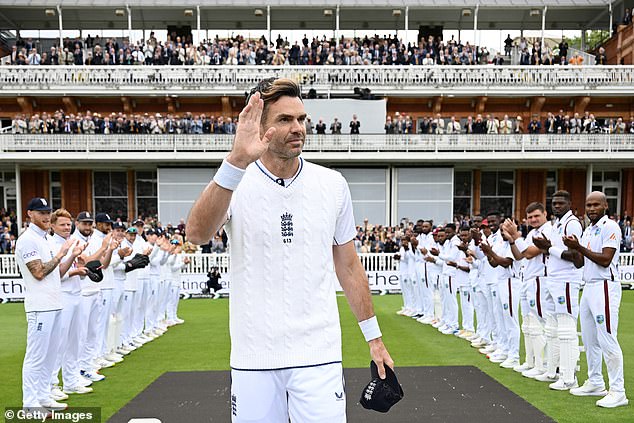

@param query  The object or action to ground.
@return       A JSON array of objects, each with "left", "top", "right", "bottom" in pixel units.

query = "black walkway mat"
[{"left": 108, "top": 366, "right": 553, "bottom": 423}]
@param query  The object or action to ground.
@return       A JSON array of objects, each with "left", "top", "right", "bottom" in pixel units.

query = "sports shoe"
[
  {"left": 489, "top": 353, "right": 507, "bottom": 363},
  {"left": 104, "top": 353, "right": 124, "bottom": 363},
  {"left": 522, "top": 367, "right": 546, "bottom": 379},
  {"left": 432, "top": 320, "right": 443, "bottom": 328},
  {"left": 596, "top": 391, "right": 629, "bottom": 408},
  {"left": 550, "top": 378, "right": 578, "bottom": 391},
  {"left": 500, "top": 358, "right": 520, "bottom": 369},
  {"left": 570, "top": 380, "right": 608, "bottom": 397},
  {"left": 466, "top": 333, "right": 480, "bottom": 341},
  {"left": 80, "top": 370, "right": 105, "bottom": 382},
  {"left": 441, "top": 327, "right": 458, "bottom": 335},
  {"left": 95, "top": 358, "right": 115, "bottom": 368},
  {"left": 126, "top": 343, "right": 138, "bottom": 351},
  {"left": 63, "top": 385, "right": 93, "bottom": 395},
  {"left": 131, "top": 340, "right": 143, "bottom": 348},
  {"left": 116, "top": 346, "right": 132, "bottom": 355},
  {"left": 173, "top": 317, "right": 185, "bottom": 324},
  {"left": 458, "top": 330, "right": 474, "bottom": 339},
  {"left": 513, "top": 362, "right": 533, "bottom": 373},
  {"left": 471, "top": 339, "right": 488, "bottom": 348},
  {"left": 480, "top": 345, "right": 497, "bottom": 355},
  {"left": 396, "top": 308, "right": 406, "bottom": 315},
  {"left": 534, "top": 372, "right": 558, "bottom": 383},
  {"left": 41, "top": 400, "right": 67, "bottom": 411},
  {"left": 51, "top": 386, "right": 69, "bottom": 401}
]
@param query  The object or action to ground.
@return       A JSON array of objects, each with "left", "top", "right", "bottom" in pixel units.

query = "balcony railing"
[
  {"left": 1, "top": 134, "right": 634, "bottom": 154},
  {"left": 0, "top": 65, "right": 632, "bottom": 95}
]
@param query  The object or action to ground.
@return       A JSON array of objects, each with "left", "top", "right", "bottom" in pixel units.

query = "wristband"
[
  {"left": 515, "top": 238, "right": 528, "bottom": 253},
  {"left": 359, "top": 316, "right": 382, "bottom": 342},
  {"left": 213, "top": 159, "right": 246, "bottom": 191},
  {"left": 548, "top": 246, "right": 564, "bottom": 258}
]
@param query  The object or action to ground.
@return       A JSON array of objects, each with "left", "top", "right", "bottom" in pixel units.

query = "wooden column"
[
  {"left": 127, "top": 170, "right": 136, "bottom": 221},
  {"left": 621, "top": 168, "right": 634, "bottom": 217},
  {"left": 60, "top": 170, "right": 93, "bottom": 216},
  {"left": 20, "top": 170, "right": 49, "bottom": 220},
  {"left": 515, "top": 170, "right": 547, "bottom": 219},
  {"left": 473, "top": 170, "right": 481, "bottom": 216}
]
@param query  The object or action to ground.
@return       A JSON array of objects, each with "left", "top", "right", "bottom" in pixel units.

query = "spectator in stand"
[
  {"left": 349, "top": 114, "right": 361, "bottom": 135},
  {"left": 504, "top": 34, "right": 513, "bottom": 56},
  {"left": 304, "top": 116, "right": 314, "bottom": 134},
  {"left": 595, "top": 47, "right": 608, "bottom": 65},
  {"left": 315, "top": 118, "right": 327, "bottom": 135},
  {"left": 528, "top": 116, "right": 541, "bottom": 134},
  {"left": 492, "top": 52, "right": 505, "bottom": 65},
  {"left": 514, "top": 116, "right": 524, "bottom": 134},
  {"left": 558, "top": 36, "right": 569, "bottom": 60},
  {"left": 330, "top": 117, "right": 342, "bottom": 134}
]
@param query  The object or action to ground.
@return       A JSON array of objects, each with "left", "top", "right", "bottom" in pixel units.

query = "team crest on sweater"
[
  {"left": 596, "top": 315, "right": 605, "bottom": 324},
  {"left": 281, "top": 212, "right": 294, "bottom": 243}
]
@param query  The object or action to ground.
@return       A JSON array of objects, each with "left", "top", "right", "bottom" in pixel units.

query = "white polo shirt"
[
  {"left": 49, "top": 233, "right": 82, "bottom": 295},
  {"left": 521, "top": 223, "right": 551, "bottom": 280},
  {"left": 15, "top": 224, "right": 62, "bottom": 312},
  {"left": 580, "top": 215, "right": 621, "bottom": 283},
  {"left": 546, "top": 210, "right": 583, "bottom": 282}
]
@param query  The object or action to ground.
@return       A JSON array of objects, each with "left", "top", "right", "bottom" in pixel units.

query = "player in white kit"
[
  {"left": 187, "top": 78, "right": 393, "bottom": 422},
  {"left": 16, "top": 198, "right": 78, "bottom": 411},
  {"left": 565, "top": 192, "right": 628, "bottom": 408}
]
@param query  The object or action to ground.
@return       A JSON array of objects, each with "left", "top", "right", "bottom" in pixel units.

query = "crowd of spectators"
[
  {"left": 0, "top": 208, "right": 18, "bottom": 254},
  {"left": 386, "top": 111, "right": 634, "bottom": 135},
  {"left": 5, "top": 30, "right": 617, "bottom": 67},
  {"left": 10, "top": 111, "right": 237, "bottom": 135}
]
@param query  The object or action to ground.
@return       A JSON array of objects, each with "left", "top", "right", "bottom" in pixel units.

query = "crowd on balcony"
[
  {"left": 0, "top": 208, "right": 18, "bottom": 254},
  {"left": 4, "top": 31, "right": 612, "bottom": 67},
  {"left": 10, "top": 111, "right": 237, "bottom": 135},
  {"left": 387, "top": 111, "right": 634, "bottom": 135},
  {"left": 9, "top": 109, "right": 634, "bottom": 135}
]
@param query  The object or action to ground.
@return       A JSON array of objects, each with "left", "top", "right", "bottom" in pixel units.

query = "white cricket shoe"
[
  {"left": 489, "top": 353, "right": 507, "bottom": 363},
  {"left": 63, "top": 385, "right": 93, "bottom": 395},
  {"left": 116, "top": 346, "right": 132, "bottom": 355},
  {"left": 95, "top": 358, "right": 115, "bottom": 368},
  {"left": 522, "top": 368, "right": 546, "bottom": 379},
  {"left": 104, "top": 353, "right": 124, "bottom": 363},
  {"left": 513, "top": 362, "right": 533, "bottom": 373},
  {"left": 41, "top": 400, "right": 67, "bottom": 411},
  {"left": 549, "top": 378, "right": 578, "bottom": 391},
  {"left": 396, "top": 308, "right": 406, "bottom": 315},
  {"left": 51, "top": 386, "right": 69, "bottom": 401},
  {"left": 500, "top": 358, "right": 520, "bottom": 369},
  {"left": 534, "top": 372, "right": 558, "bottom": 383},
  {"left": 596, "top": 391, "right": 629, "bottom": 408},
  {"left": 173, "top": 317, "right": 185, "bottom": 324},
  {"left": 570, "top": 380, "right": 608, "bottom": 397},
  {"left": 80, "top": 370, "right": 105, "bottom": 382}
]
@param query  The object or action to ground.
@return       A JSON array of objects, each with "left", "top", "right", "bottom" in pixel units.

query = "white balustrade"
[{"left": 1, "top": 134, "right": 634, "bottom": 154}]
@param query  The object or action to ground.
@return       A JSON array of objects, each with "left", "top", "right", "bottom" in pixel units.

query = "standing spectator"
[
  {"left": 349, "top": 114, "right": 361, "bottom": 134},
  {"left": 304, "top": 116, "right": 314, "bottom": 134},
  {"left": 504, "top": 34, "right": 513, "bottom": 56},
  {"left": 27, "top": 48, "right": 41, "bottom": 65},
  {"left": 385, "top": 116, "right": 395, "bottom": 134},
  {"left": 330, "top": 117, "right": 342, "bottom": 134},
  {"left": 595, "top": 47, "right": 608, "bottom": 65},
  {"left": 623, "top": 8, "right": 632, "bottom": 25},
  {"left": 528, "top": 116, "right": 541, "bottom": 134},
  {"left": 558, "top": 36, "right": 569, "bottom": 60},
  {"left": 315, "top": 118, "right": 327, "bottom": 135}
]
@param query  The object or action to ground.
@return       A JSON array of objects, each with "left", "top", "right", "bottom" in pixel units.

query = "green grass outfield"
[{"left": 1, "top": 292, "right": 632, "bottom": 423}]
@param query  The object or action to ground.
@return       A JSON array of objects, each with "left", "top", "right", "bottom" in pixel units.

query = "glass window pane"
[
  {"left": 497, "top": 171, "right": 514, "bottom": 197},
  {"left": 592, "top": 185, "right": 602, "bottom": 192},
  {"left": 454, "top": 171, "right": 472, "bottom": 197},
  {"left": 546, "top": 170, "right": 557, "bottom": 183},
  {"left": 51, "top": 171, "right": 60, "bottom": 183},
  {"left": 453, "top": 197, "right": 471, "bottom": 217},
  {"left": 137, "top": 197, "right": 158, "bottom": 218},
  {"left": 110, "top": 172, "right": 128, "bottom": 197},
  {"left": 605, "top": 187, "right": 618, "bottom": 197},
  {"left": 592, "top": 172, "right": 602, "bottom": 182},
  {"left": 607, "top": 199, "right": 617, "bottom": 216},
  {"left": 7, "top": 199, "right": 16, "bottom": 213},
  {"left": 136, "top": 171, "right": 157, "bottom": 197},
  {"left": 604, "top": 172, "right": 619, "bottom": 182},
  {"left": 94, "top": 172, "right": 110, "bottom": 197},
  {"left": 481, "top": 197, "right": 513, "bottom": 219},
  {"left": 481, "top": 171, "right": 497, "bottom": 196},
  {"left": 4, "top": 172, "right": 15, "bottom": 182},
  {"left": 94, "top": 197, "right": 128, "bottom": 221}
]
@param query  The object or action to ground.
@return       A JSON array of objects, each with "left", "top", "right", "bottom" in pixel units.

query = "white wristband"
[
  {"left": 515, "top": 238, "right": 528, "bottom": 253},
  {"left": 359, "top": 316, "right": 382, "bottom": 342},
  {"left": 548, "top": 246, "right": 564, "bottom": 258},
  {"left": 213, "top": 159, "right": 246, "bottom": 191}
]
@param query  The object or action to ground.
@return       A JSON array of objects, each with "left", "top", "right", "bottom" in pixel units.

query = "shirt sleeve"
[
  {"left": 16, "top": 236, "right": 42, "bottom": 264},
  {"left": 603, "top": 222, "right": 621, "bottom": 250},
  {"left": 333, "top": 176, "right": 357, "bottom": 246}
]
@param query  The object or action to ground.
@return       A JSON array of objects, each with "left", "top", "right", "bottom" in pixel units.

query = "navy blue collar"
[{"left": 255, "top": 157, "right": 304, "bottom": 188}]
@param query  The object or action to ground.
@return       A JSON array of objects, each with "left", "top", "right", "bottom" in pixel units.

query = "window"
[
  {"left": 592, "top": 171, "right": 620, "bottom": 216},
  {"left": 50, "top": 171, "right": 62, "bottom": 210},
  {"left": 136, "top": 171, "right": 158, "bottom": 219},
  {"left": 480, "top": 171, "right": 514, "bottom": 218},
  {"left": 0, "top": 171, "right": 17, "bottom": 213},
  {"left": 453, "top": 170, "right": 472, "bottom": 218},
  {"left": 545, "top": 170, "right": 558, "bottom": 217},
  {"left": 94, "top": 171, "right": 128, "bottom": 220}
]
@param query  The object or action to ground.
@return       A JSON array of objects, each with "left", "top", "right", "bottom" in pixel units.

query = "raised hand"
[
  {"left": 71, "top": 241, "right": 87, "bottom": 258},
  {"left": 226, "top": 91, "right": 277, "bottom": 169},
  {"left": 59, "top": 238, "right": 77, "bottom": 257}
]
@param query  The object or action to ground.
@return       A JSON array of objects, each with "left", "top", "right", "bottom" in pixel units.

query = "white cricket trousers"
[
  {"left": 78, "top": 292, "right": 103, "bottom": 371},
  {"left": 121, "top": 290, "right": 137, "bottom": 345},
  {"left": 23, "top": 309, "right": 62, "bottom": 407},
  {"left": 497, "top": 278, "right": 521, "bottom": 360},
  {"left": 459, "top": 285, "right": 475, "bottom": 332},
  {"left": 134, "top": 278, "right": 149, "bottom": 337},
  {"left": 97, "top": 288, "right": 114, "bottom": 357},
  {"left": 442, "top": 275, "right": 459, "bottom": 329},
  {"left": 167, "top": 283, "right": 181, "bottom": 321},
  {"left": 51, "top": 292, "right": 82, "bottom": 389},
  {"left": 580, "top": 280, "right": 625, "bottom": 393},
  {"left": 231, "top": 362, "right": 346, "bottom": 423}
]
